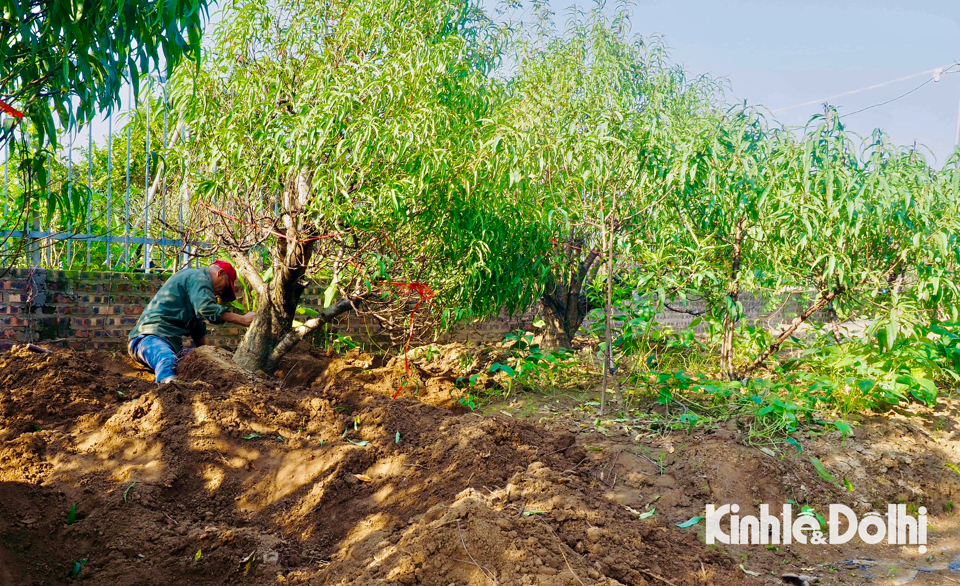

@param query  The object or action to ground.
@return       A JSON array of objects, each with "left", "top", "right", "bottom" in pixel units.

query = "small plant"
[{"left": 414, "top": 345, "right": 440, "bottom": 363}]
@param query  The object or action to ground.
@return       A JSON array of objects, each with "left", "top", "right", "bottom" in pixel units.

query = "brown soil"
[
  {"left": 0, "top": 345, "right": 756, "bottom": 586},
  {"left": 497, "top": 388, "right": 960, "bottom": 586}
]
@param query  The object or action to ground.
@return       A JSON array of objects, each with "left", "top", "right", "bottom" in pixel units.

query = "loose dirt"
[
  {"left": 493, "top": 382, "right": 960, "bottom": 586},
  {"left": 0, "top": 345, "right": 754, "bottom": 586},
  {"left": 5, "top": 343, "right": 960, "bottom": 585}
]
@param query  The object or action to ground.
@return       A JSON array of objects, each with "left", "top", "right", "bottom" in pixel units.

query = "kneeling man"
[{"left": 128, "top": 261, "right": 256, "bottom": 383}]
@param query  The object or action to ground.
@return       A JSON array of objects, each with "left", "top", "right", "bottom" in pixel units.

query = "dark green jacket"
[{"left": 128, "top": 268, "right": 226, "bottom": 352}]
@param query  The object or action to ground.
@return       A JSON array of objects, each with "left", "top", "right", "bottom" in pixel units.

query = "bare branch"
[
  {"left": 268, "top": 296, "right": 362, "bottom": 363},
  {"left": 230, "top": 253, "right": 268, "bottom": 296}
]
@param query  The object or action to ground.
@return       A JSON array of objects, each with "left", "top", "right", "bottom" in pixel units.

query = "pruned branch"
[
  {"left": 663, "top": 302, "right": 705, "bottom": 317},
  {"left": 743, "top": 287, "right": 843, "bottom": 376},
  {"left": 268, "top": 296, "right": 362, "bottom": 364},
  {"left": 230, "top": 253, "right": 268, "bottom": 296}
]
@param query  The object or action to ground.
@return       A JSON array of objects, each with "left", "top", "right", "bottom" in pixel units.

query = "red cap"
[{"left": 213, "top": 260, "right": 238, "bottom": 302}]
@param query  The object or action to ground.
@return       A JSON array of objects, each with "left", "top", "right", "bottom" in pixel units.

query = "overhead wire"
[
  {"left": 840, "top": 76, "right": 936, "bottom": 118},
  {"left": 772, "top": 62, "right": 960, "bottom": 113},
  {"left": 841, "top": 65, "right": 960, "bottom": 118}
]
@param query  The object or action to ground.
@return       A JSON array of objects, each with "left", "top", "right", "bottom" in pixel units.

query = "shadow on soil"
[{"left": 0, "top": 345, "right": 753, "bottom": 586}]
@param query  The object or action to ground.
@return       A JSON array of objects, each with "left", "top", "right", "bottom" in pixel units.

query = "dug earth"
[{"left": 1, "top": 344, "right": 958, "bottom": 585}]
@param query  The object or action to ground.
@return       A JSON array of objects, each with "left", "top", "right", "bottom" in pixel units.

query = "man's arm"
[{"left": 222, "top": 311, "right": 257, "bottom": 327}]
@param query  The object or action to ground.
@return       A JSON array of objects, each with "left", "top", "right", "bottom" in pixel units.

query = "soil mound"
[{"left": 0, "top": 345, "right": 754, "bottom": 585}]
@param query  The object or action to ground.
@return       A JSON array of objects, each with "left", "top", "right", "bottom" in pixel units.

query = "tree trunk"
[
  {"left": 224, "top": 169, "right": 362, "bottom": 374},
  {"left": 233, "top": 265, "right": 305, "bottom": 373},
  {"left": 540, "top": 247, "right": 601, "bottom": 350},
  {"left": 232, "top": 230, "right": 314, "bottom": 373},
  {"left": 541, "top": 302, "right": 575, "bottom": 349},
  {"left": 720, "top": 219, "right": 745, "bottom": 380},
  {"left": 233, "top": 296, "right": 295, "bottom": 373}
]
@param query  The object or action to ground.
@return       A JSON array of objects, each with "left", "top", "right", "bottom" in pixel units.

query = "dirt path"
[{"left": 0, "top": 346, "right": 754, "bottom": 586}]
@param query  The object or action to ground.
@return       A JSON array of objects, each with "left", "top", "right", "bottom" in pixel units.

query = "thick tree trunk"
[
  {"left": 233, "top": 274, "right": 303, "bottom": 373},
  {"left": 233, "top": 298, "right": 294, "bottom": 373},
  {"left": 541, "top": 248, "right": 600, "bottom": 350},
  {"left": 232, "top": 221, "right": 313, "bottom": 373},
  {"left": 541, "top": 302, "right": 575, "bottom": 349},
  {"left": 224, "top": 168, "right": 361, "bottom": 374}
]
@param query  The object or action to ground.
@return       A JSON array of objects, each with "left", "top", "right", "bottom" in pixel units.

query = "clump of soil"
[{"left": 0, "top": 345, "right": 755, "bottom": 586}]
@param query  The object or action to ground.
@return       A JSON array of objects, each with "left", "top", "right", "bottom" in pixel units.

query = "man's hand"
[{"left": 222, "top": 311, "right": 257, "bottom": 327}]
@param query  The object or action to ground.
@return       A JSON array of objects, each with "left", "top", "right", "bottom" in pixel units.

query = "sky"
[
  {"left": 502, "top": 0, "right": 960, "bottom": 166},
  {"left": 78, "top": 0, "right": 960, "bottom": 167}
]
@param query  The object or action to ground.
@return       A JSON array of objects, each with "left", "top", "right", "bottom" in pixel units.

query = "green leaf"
[
  {"left": 490, "top": 363, "right": 516, "bottom": 377},
  {"left": 676, "top": 516, "right": 705, "bottom": 528},
  {"left": 296, "top": 306, "right": 319, "bottom": 317},
  {"left": 832, "top": 421, "right": 852, "bottom": 436},
  {"left": 323, "top": 280, "right": 337, "bottom": 309},
  {"left": 71, "top": 559, "right": 87, "bottom": 577},
  {"left": 194, "top": 549, "right": 202, "bottom": 562},
  {"left": 638, "top": 508, "right": 656, "bottom": 519},
  {"left": 347, "top": 439, "right": 369, "bottom": 447},
  {"left": 809, "top": 456, "right": 837, "bottom": 484},
  {"left": 843, "top": 477, "right": 854, "bottom": 492},
  {"left": 395, "top": 431, "right": 400, "bottom": 444},
  {"left": 243, "top": 433, "right": 263, "bottom": 440},
  {"left": 67, "top": 503, "right": 77, "bottom": 525}
]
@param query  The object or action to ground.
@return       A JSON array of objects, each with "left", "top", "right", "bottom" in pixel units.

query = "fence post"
[
  {"left": 66, "top": 130, "right": 73, "bottom": 268},
  {"left": 44, "top": 153, "right": 51, "bottom": 266},
  {"left": 86, "top": 123, "right": 93, "bottom": 266},
  {"left": 3, "top": 141, "right": 8, "bottom": 258},
  {"left": 160, "top": 81, "right": 168, "bottom": 270},
  {"left": 144, "top": 93, "right": 151, "bottom": 273},
  {"left": 106, "top": 113, "right": 113, "bottom": 268},
  {"left": 124, "top": 84, "right": 132, "bottom": 270}
]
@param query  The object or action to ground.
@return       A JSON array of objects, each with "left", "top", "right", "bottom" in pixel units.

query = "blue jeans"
[{"left": 129, "top": 335, "right": 177, "bottom": 383}]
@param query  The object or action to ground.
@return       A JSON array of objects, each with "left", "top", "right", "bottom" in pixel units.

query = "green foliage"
[
  {"left": 166, "top": 0, "right": 544, "bottom": 321},
  {"left": 780, "top": 321, "right": 960, "bottom": 412},
  {"left": 1, "top": 94, "right": 189, "bottom": 271},
  {"left": 0, "top": 0, "right": 206, "bottom": 148},
  {"left": 456, "top": 329, "right": 574, "bottom": 409}
]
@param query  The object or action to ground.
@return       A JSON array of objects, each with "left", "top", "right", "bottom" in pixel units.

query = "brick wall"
[
  {"left": 0, "top": 268, "right": 826, "bottom": 353},
  {"left": 0, "top": 269, "right": 534, "bottom": 352},
  {"left": 0, "top": 269, "right": 245, "bottom": 351}
]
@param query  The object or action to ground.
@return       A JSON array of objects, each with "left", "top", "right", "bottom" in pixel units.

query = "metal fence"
[{"left": 0, "top": 79, "right": 204, "bottom": 273}]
